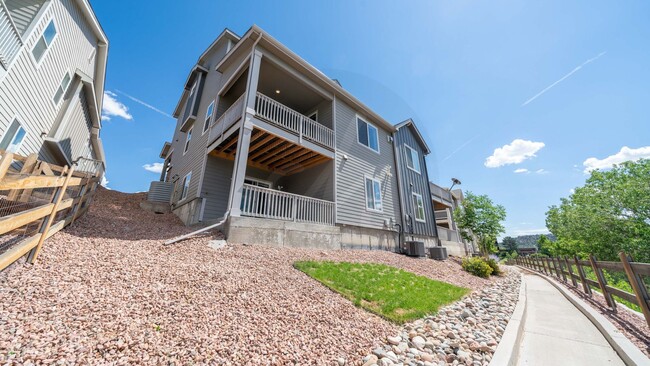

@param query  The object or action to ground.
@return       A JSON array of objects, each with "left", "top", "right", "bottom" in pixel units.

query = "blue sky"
[{"left": 91, "top": 0, "right": 650, "bottom": 237}]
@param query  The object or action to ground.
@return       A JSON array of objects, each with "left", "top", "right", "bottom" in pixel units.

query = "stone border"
[
  {"left": 489, "top": 269, "right": 527, "bottom": 366},
  {"left": 517, "top": 266, "right": 650, "bottom": 366}
]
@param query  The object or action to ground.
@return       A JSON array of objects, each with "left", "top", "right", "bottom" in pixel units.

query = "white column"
[{"left": 227, "top": 49, "right": 263, "bottom": 216}]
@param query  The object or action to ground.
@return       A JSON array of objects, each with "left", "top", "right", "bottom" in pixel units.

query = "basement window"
[
  {"left": 32, "top": 19, "right": 57, "bottom": 63},
  {"left": 357, "top": 116, "right": 379, "bottom": 153},
  {"left": 180, "top": 172, "right": 191, "bottom": 201},
  {"left": 365, "top": 176, "right": 383, "bottom": 212},
  {"left": 0, "top": 119, "right": 26, "bottom": 153}
]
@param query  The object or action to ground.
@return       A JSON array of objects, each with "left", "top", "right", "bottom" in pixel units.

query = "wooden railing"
[
  {"left": 514, "top": 253, "right": 650, "bottom": 328},
  {"left": 240, "top": 183, "right": 335, "bottom": 226},
  {"left": 430, "top": 184, "right": 454, "bottom": 205},
  {"left": 0, "top": 1, "right": 23, "bottom": 70},
  {"left": 0, "top": 152, "right": 100, "bottom": 271},
  {"left": 254, "top": 92, "right": 335, "bottom": 149},
  {"left": 435, "top": 208, "right": 452, "bottom": 221},
  {"left": 437, "top": 225, "right": 460, "bottom": 242}
]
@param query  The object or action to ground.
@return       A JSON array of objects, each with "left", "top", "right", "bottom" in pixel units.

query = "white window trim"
[
  {"left": 202, "top": 100, "right": 215, "bottom": 135},
  {"left": 356, "top": 115, "right": 380, "bottom": 154},
  {"left": 244, "top": 176, "right": 272, "bottom": 189},
  {"left": 307, "top": 110, "right": 318, "bottom": 122},
  {"left": 1, "top": 117, "right": 27, "bottom": 154},
  {"left": 404, "top": 144, "right": 421, "bottom": 174},
  {"left": 412, "top": 192, "right": 426, "bottom": 223},
  {"left": 180, "top": 172, "right": 192, "bottom": 201},
  {"left": 31, "top": 17, "right": 59, "bottom": 68},
  {"left": 183, "top": 126, "right": 193, "bottom": 155},
  {"left": 52, "top": 69, "right": 71, "bottom": 107},
  {"left": 364, "top": 175, "right": 383, "bottom": 213}
]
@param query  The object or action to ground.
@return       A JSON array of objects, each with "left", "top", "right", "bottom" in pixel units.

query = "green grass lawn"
[{"left": 294, "top": 261, "right": 469, "bottom": 323}]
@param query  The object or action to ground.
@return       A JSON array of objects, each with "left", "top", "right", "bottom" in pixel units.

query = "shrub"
[
  {"left": 462, "top": 257, "right": 493, "bottom": 278},
  {"left": 485, "top": 258, "right": 503, "bottom": 276}
]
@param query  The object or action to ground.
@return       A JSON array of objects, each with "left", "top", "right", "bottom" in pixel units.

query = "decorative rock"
[
  {"left": 446, "top": 331, "right": 456, "bottom": 339},
  {"left": 387, "top": 336, "right": 401, "bottom": 346},
  {"left": 362, "top": 354, "right": 378, "bottom": 366},
  {"left": 337, "top": 357, "right": 346, "bottom": 365},
  {"left": 411, "top": 336, "right": 426, "bottom": 349}
]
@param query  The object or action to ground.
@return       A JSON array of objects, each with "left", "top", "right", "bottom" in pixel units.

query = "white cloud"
[
  {"left": 485, "top": 139, "right": 545, "bottom": 168},
  {"left": 509, "top": 228, "right": 551, "bottom": 236},
  {"left": 583, "top": 146, "right": 650, "bottom": 173},
  {"left": 535, "top": 168, "right": 549, "bottom": 175},
  {"left": 102, "top": 91, "right": 133, "bottom": 121},
  {"left": 115, "top": 89, "right": 174, "bottom": 119},
  {"left": 143, "top": 162, "right": 164, "bottom": 174},
  {"left": 101, "top": 175, "right": 110, "bottom": 189},
  {"left": 514, "top": 168, "right": 529, "bottom": 174}
]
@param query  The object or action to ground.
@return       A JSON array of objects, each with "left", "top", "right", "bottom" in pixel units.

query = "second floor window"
[
  {"left": 405, "top": 145, "right": 421, "bottom": 173},
  {"left": 0, "top": 119, "right": 26, "bottom": 153},
  {"left": 53, "top": 71, "right": 71, "bottom": 105},
  {"left": 203, "top": 101, "right": 214, "bottom": 133},
  {"left": 365, "top": 176, "right": 383, "bottom": 212},
  {"left": 357, "top": 116, "right": 379, "bottom": 152},
  {"left": 184, "top": 127, "right": 192, "bottom": 154},
  {"left": 32, "top": 19, "right": 57, "bottom": 63}
]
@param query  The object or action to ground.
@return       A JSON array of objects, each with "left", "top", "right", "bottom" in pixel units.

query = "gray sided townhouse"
[
  {"left": 154, "top": 25, "right": 441, "bottom": 251},
  {"left": 0, "top": 0, "right": 107, "bottom": 173}
]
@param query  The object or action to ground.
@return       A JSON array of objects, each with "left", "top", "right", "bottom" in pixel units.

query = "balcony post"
[{"left": 228, "top": 49, "right": 262, "bottom": 217}]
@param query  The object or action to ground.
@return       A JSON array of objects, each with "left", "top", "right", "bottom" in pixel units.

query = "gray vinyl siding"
[
  {"left": 5, "top": 0, "right": 47, "bottom": 36},
  {"left": 308, "top": 99, "right": 332, "bottom": 129},
  {"left": 201, "top": 155, "right": 233, "bottom": 220},
  {"left": 394, "top": 125, "right": 437, "bottom": 238},
  {"left": 57, "top": 87, "right": 92, "bottom": 161},
  {"left": 279, "top": 160, "right": 334, "bottom": 201},
  {"left": 334, "top": 99, "right": 399, "bottom": 229},
  {"left": 0, "top": 0, "right": 98, "bottom": 165},
  {"left": 168, "top": 40, "right": 232, "bottom": 210}
]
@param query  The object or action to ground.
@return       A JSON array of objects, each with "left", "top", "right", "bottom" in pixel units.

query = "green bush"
[
  {"left": 485, "top": 258, "right": 503, "bottom": 276},
  {"left": 462, "top": 257, "right": 493, "bottom": 278}
]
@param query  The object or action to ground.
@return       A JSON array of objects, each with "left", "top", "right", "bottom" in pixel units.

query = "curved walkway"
[{"left": 516, "top": 273, "right": 625, "bottom": 365}]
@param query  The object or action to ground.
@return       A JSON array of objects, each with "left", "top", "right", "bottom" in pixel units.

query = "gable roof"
[{"left": 394, "top": 118, "right": 430, "bottom": 154}]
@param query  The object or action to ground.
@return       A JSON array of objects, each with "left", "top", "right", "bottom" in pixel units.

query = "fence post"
[
  {"left": 0, "top": 152, "right": 14, "bottom": 180},
  {"left": 564, "top": 256, "right": 577, "bottom": 287},
  {"left": 556, "top": 257, "right": 567, "bottom": 282},
  {"left": 619, "top": 252, "right": 650, "bottom": 328},
  {"left": 7, "top": 153, "right": 37, "bottom": 200},
  {"left": 574, "top": 256, "right": 592, "bottom": 296},
  {"left": 589, "top": 254, "right": 616, "bottom": 311},
  {"left": 27, "top": 166, "right": 74, "bottom": 264}
]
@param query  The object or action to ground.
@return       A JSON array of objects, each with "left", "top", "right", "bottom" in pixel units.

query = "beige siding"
[
  {"left": 0, "top": 0, "right": 99, "bottom": 164},
  {"left": 334, "top": 99, "right": 400, "bottom": 229}
]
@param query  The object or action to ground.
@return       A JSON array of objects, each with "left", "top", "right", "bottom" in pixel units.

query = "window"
[
  {"left": 357, "top": 116, "right": 379, "bottom": 152},
  {"left": 405, "top": 144, "right": 421, "bottom": 173},
  {"left": 53, "top": 71, "right": 71, "bottom": 105},
  {"left": 244, "top": 177, "right": 271, "bottom": 189},
  {"left": 184, "top": 127, "right": 192, "bottom": 154},
  {"left": 413, "top": 193, "right": 426, "bottom": 222},
  {"left": 0, "top": 119, "right": 26, "bottom": 153},
  {"left": 32, "top": 19, "right": 57, "bottom": 63},
  {"left": 365, "top": 176, "right": 383, "bottom": 212},
  {"left": 180, "top": 172, "right": 191, "bottom": 201},
  {"left": 308, "top": 111, "right": 318, "bottom": 121},
  {"left": 203, "top": 101, "right": 214, "bottom": 133}
]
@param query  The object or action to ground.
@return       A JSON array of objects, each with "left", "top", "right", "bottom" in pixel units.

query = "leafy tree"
[
  {"left": 545, "top": 159, "right": 650, "bottom": 262},
  {"left": 502, "top": 236, "right": 518, "bottom": 252},
  {"left": 454, "top": 192, "right": 507, "bottom": 257}
]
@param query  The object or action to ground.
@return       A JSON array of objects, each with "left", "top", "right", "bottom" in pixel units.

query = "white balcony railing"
[
  {"left": 437, "top": 225, "right": 461, "bottom": 242},
  {"left": 0, "top": 2, "right": 23, "bottom": 70},
  {"left": 208, "top": 94, "right": 245, "bottom": 145},
  {"left": 254, "top": 92, "right": 334, "bottom": 149},
  {"left": 241, "top": 183, "right": 335, "bottom": 226}
]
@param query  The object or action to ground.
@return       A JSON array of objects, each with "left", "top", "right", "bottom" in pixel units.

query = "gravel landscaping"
[
  {"left": 1, "top": 188, "right": 512, "bottom": 364},
  {"left": 362, "top": 269, "right": 521, "bottom": 366}
]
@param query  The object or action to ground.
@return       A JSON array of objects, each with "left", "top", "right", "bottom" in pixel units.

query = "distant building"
[{"left": 0, "top": 0, "right": 107, "bottom": 174}]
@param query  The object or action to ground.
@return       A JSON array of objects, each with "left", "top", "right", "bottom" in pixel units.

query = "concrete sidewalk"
[{"left": 516, "top": 273, "right": 625, "bottom": 365}]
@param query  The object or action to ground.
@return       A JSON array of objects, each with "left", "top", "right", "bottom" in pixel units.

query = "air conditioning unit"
[
  {"left": 429, "top": 247, "right": 448, "bottom": 260},
  {"left": 405, "top": 241, "right": 425, "bottom": 257}
]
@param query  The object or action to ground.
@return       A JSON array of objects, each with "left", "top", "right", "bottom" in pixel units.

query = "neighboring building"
[
  {"left": 430, "top": 182, "right": 478, "bottom": 256},
  {"left": 0, "top": 0, "right": 107, "bottom": 174},
  {"left": 154, "top": 25, "right": 446, "bottom": 251}
]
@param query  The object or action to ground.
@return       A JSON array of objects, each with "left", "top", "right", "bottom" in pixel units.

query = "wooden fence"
[
  {"left": 513, "top": 253, "right": 650, "bottom": 328},
  {"left": 0, "top": 151, "right": 101, "bottom": 271}
]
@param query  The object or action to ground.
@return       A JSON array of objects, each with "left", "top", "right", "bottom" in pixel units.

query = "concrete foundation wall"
[
  {"left": 172, "top": 198, "right": 203, "bottom": 226},
  {"left": 441, "top": 240, "right": 467, "bottom": 257},
  {"left": 339, "top": 225, "right": 399, "bottom": 252}
]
